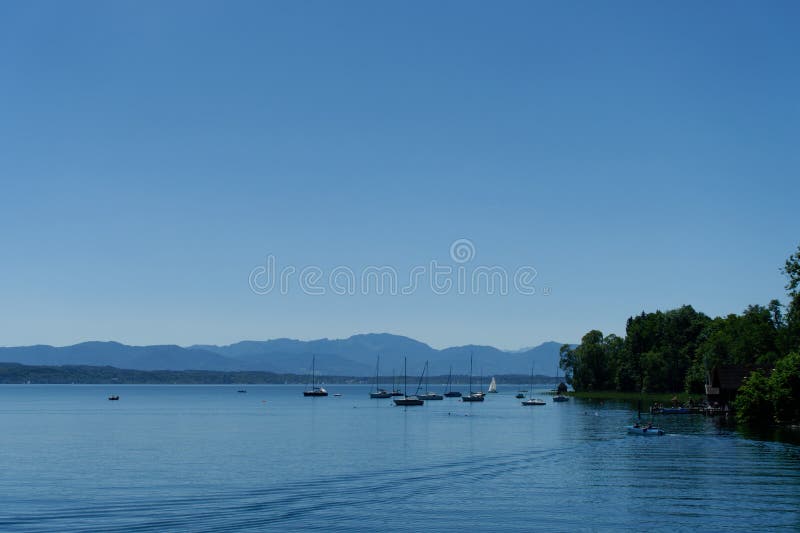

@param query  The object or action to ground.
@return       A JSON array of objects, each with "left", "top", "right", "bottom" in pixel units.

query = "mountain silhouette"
[{"left": 0, "top": 334, "right": 570, "bottom": 376}]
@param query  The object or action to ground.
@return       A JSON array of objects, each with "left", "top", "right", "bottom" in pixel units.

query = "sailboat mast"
[
  {"left": 404, "top": 357, "right": 408, "bottom": 398},
  {"left": 415, "top": 361, "right": 426, "bottom": 395},
  {"left": 469, "top": 352, "right": 473, "bottom": 394},
  {"left": 529, "top": 365, "right": 534, "bottom": 400},
  {"left": 447, "top": 365, "right": 452, "bottom": 392}
]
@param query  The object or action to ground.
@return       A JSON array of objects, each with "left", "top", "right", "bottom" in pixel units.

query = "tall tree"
[
  {"left": 782, "top": 245, "right": 800, "bottom": 353},
  {"left": 782, "top": 244, "right": 800, "bottom": 297}
]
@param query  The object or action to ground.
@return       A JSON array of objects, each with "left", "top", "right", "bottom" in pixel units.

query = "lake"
[{"left": 1, "top": 384, "right": 798, "bottom": 531}]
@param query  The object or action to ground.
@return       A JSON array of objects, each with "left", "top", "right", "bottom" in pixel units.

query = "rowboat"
[{"left": 626, "top": 425, "right": 664, "bottom": 436}]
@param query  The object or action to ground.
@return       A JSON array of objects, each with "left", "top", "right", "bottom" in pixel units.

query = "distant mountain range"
[{"left": 0, "top": 334, "right": 571, "bottom": 377}]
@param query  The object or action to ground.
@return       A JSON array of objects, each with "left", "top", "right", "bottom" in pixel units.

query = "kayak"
[{"left": 626, "top": 425, "right": 664, "bottom": 436}]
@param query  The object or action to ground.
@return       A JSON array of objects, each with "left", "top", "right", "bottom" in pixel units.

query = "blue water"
[{"left": 1, "top": 385, "right": 799, "bottom": 531}]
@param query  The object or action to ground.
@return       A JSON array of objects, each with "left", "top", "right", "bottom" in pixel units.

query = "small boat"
[
  {"left": 444, "top": 366, "right": 462, "bottom": 397},
  {"left": 333, "top": 393, "right": 342, "bottom": 397},
  {"left": 515, "top": 392, "right": 525, "bottom": 399},
  {"left": 461, "top": 353, "right": 485, "bottom": 402},
  {"left": 522, "top": 398, "right": 546, "bottom": 406},
  {"left": 521, "top": 365, "right": 546, "bottom": 406},
  {"left": 488, "top": 377, "right": 498, "bottom": 393},
  {"left": 418, "top": 392, "right": 443, "bottom": 400},
  {"left": 303, "top": 356, "right": 329, "bottom": 397},
  {"left": 395, "top": 396, "right": 424, "bottom": 406},
  {"left": 108, "top": 395, "right": 119, "bottom": 401},
  {"left": 237, "top": 390, "right": 247, "bottom": 393},
  {"left": 370, "top": 355, "right": 392, "bottom": 399},
  {"left": 626, "top": 424, "right": 664, "bottom": 436},
  {"left": 394, "top": 357, "right": 425, "bottom": 406},
  {"left": 462, "top": 393, "right": 485, "bottom": 402}
]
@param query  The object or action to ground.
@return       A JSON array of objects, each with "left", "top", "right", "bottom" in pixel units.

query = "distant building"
[{"left": 705, "top": 365, "right": 769, "bottom": 407}]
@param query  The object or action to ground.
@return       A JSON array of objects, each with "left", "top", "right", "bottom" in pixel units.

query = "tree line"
[{"left": 559, "top": 245, "right": 800, "bottom": 425}]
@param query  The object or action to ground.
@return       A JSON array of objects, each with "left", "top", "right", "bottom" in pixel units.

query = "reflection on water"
[{"left": 0, "top": 385, "right": 798, "bottom": 531}]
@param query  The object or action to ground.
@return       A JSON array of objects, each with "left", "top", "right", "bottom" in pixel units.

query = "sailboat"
[
  {"left": 522, "top": 364, "right": 546, "bottom": 406},
  {"left": 394, "top": 357, "right": 424, "bottom": 406},
  {"left": 370, "top": 355, "right": 392, "bottom": 399},
  {"left": 444, "top": 365, "right": 462, "bottom": 397},
  {"left": 418, "top": 361, "right": 443, "bottom": 400},
  {"left": 462, "top": 352, "right": 485, "bottom": 402},
  {"left": 303, "top": 355, "right": 328, "bottom": 397},
  {"left": 488, "top": 376, "right": 498, "bottom": 393}
]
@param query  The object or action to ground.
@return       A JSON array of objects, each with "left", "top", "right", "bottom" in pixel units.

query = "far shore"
[{"left": 0, "top": 362, "right": 559, "bottom": 386}]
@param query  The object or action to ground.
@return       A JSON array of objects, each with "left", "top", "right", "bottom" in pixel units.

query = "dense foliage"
[
  {"left": 560, "top": 244, "right": 800, "bottom": 425},
  {"left": 735, "top": 351, "right": 800, "bottom": 425}
]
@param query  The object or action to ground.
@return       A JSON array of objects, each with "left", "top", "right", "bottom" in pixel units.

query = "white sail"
[{"left": 488, "top": 377, "right": 497, "bottom": 393}]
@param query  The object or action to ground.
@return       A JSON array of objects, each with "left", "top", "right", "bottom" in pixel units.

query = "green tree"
[
  {"left": 559, "top": 344, "right": 576, "bottom": 387},
  {"left": 618, "top": 306, "right": 709, "bottom": 393},
  {"left": 560, "top": 331, "right": 624, "bottom": 391},
  {"left": 782, "top": 244, "right": 800, "bottom": 296},
  {"left": 697, "top": 305, "right": 779, "bottom": 370},
  {"left": 735, "top": 351, "right": 800, "bottom": 426},
  {"left": 782, "top": 244, "right": 800, "bottom": 353},
  {"left": 771, "top": 351, "right": 800, "bottom": 424},
  {"left": 734, "top": 370, "right": 774, "bottom": 426}
]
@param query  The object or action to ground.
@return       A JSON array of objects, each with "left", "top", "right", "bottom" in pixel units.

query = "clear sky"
[{"left": 1, "top": 1, "right": 798, "bottom": 349}]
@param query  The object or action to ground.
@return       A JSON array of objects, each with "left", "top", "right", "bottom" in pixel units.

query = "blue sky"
[{"left": 1, "top": 1, "right": 798, "bottom": 349}]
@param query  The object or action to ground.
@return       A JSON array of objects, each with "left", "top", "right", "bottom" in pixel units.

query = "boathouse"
[{"left": 705, "top": 365, "right": 767, "bottom": 407}]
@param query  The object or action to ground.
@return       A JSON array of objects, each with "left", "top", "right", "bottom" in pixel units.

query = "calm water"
[{"left": 1, "top": 385, "right": 799, "bottom": 532}]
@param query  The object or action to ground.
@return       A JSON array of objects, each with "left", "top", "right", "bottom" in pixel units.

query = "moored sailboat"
[
  {"left": 444, "top": 365, "right": 462, "bottom": 397},
  {"left": 394, "top": 357, "right": 424, "bottom": 406},
  {"left": 462, "top": 352, "right": 484, "bottom": 402},
  {"left": 303, "top": 355, "right": 328, "bottom": 397},
  {"left": 370, "top": 355, "right": 392, "bottom": 399},
  {"left": 418, "top": 361, "right": 443, "bottom": 400},
  {"left": 522, "top": 365, "right": 546, "bottom": 406}
]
